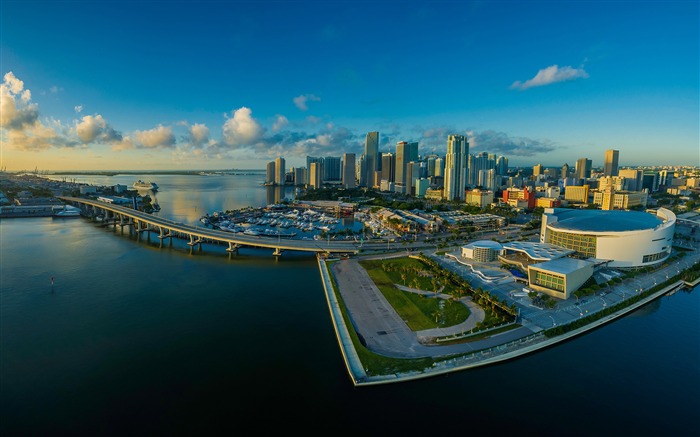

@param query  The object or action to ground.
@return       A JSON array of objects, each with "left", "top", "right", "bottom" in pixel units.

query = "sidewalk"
[{"left": 394, "top": 284, "right": 486, "bottom": 340}]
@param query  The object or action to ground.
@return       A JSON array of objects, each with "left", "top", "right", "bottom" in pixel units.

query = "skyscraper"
[
  {"left": 468, "top": 152, "right": 494, "bottom": 187},
  {"left": 444, "top": 134, "right": 468, "bottom": 201},
  {"left": 309, "top": 162, "right": 322, "bottom": 189},
  {"left": 575, "top": 158, "right": 592, "bottom": 180},
  {"left": 306, "top": 156, "right": 323, "bottom": 185},
  {"left": 266, "top": 161, "right": 275, "bottom": 185},
  {"left": 323, "top": 156, "right": 342, "bottom": 183},
  {"left": 381, "top": 152, "right": 395, "bottom": 184},
  {"left": 496, "top": 156, "right": 509, "bottom": 175},
  {"left": 342, "top": 153, "right": 356, "bottom": 188},
  {"left": 434, "top": 157, "right": 444, "bottom": 177},
  {"left": 362, "top": 131, "right": 379, "bottom": 187},
  {"left": 604, "top": 149, "right": 619, "bottom": 177},
  {"left": 394, "top": 141, "right": 418, "bottom": 193},
  {"left": 274, "top": 157, "right": 285, "bottom": 186}
]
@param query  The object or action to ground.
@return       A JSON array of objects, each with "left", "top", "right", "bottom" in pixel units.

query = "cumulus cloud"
[
  {"left": 222, "top": 107, "right": 263, "bottom": 147},
  {"left": 510, "top": 65, "right": 589, "bottom": 90},
  {"left": 75, "top": 114, "right": 122, "bottom": 144},
  {"left": 0, "top": 72, "right": 77, "bottom": 151},
  {"left": 469, "top": 130, "right": 557, "bottom": 156},
  {"left": 134, "top": 125, "right": 176, "bottom": 148},
  {"left": 189, "top": 123, "right": 210, "bottom": 147},
  {"left": 1, "top": 72, "right": 39, "bottom": 130},
  {"left": 2, "top": 122, "right": 62, "bottom": 151},
  {"left": 272, "top": 115, "right": 288, "bottom": 132},
  {"left": 293, "top": 94, "right": 320, "bottom": 111}
]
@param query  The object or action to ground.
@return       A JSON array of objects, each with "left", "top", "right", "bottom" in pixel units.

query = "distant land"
[{"left": 48, "top": 169, "right": 266, "bottom": 176}]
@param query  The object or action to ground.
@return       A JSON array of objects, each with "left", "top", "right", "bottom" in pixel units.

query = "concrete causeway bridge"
[{"left": 59, "top": 196, "right": 366, "bottom": 256}]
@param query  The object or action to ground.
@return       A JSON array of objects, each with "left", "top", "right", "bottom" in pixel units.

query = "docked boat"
[
  {"left": 133, "top": 180, "right": 158, "bottom": 191},
  {"left": 243, "top": 229, "right": 260, "bottom": 236},
  {"left": 53, "top": 205, "right": 81, "bottom": 218},
  {"left": 260, "top": 228, "right": 297, "bottom": 238}
]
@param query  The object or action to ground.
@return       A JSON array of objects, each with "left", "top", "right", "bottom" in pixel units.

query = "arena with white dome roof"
[{"left": 540, "top": 207, "right": 676, "bottom": 268}]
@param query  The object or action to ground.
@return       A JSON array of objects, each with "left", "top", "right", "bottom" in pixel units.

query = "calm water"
[{"left": 1, "top": 174, "right": 698, "bottom": 436}]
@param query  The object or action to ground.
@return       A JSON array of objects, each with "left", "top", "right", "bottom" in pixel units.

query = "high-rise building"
[
  {"left": 293, "top": 167, "right": 306, "bottom": 187},
  {"left": 496, "top": 156, "right": 509, "bottom": 175},
  {"left": 309, "top": 162, "right": 322, "bottom": 189},
  {"left": 406, "top": 161, "right": 422, "bottom": 195},
  {"left": 619, "top": 169, "right": 643, "bottom": 191},
  {"left": 362, "top": 132, "right": 379, "bottom": 187},
  {"left": 533, "top": 164, "right": 544, "bottom": 177},
  {"left": 575, "top": 158, "right": 592, "bottom": 180},
  {"left": 561, "top": 163, "right": 570, "bottom": 179},
  {"left": 604, "top": 149, "right": 619, "bottom": 177},
  {"left": 342, "top": 153, "right": 356, "bottom": 188},
  {"left": 444, "top": 134, "right": 468, "bottom": 201},
  {"left": 435, "top": 157, "right": 444, "bottom": 177},
  {"left": 427, "top": 155, "right": 438, "bottom": 177},
  {"left": 468, "top": 152, "right": 495, "bottom": 186},
  {"left": 266, "top": 161, "right": 275, "bottom": 184},
  {"left": 274, "top": 157, "right": 285, "bottom": 186},
  {"left": 478, "top": 168, "right": 496, "bottom": 191},
  {"left": 394, "top": 141, "right": 418, "bottom": 193},
  {"left": 306, "top": 156, "right": 323, "bottom": 185},
  {"left": 381, "top": 153, "right": 395, "bottom": 184},
  {"left": 324, "top": 156, "right": 342, "bottom": 183}
]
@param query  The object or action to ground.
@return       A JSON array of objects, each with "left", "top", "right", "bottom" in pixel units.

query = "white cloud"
[
  {"left": 75, "top": 114, "right": 122, "bottom": 144},
  {"left": 74, "top": 105, "right": 83, "bottom": 113},
  {"left": 272, "top": 115, "right": 288, "bottom": 132},
  {"left": 1, "top": 72, "right": 39, "bottom": 130},
  {"left": 134, "top": 125, "right": 176, "bottom": 148},
  {"left": 76, "top": 115, "right": 107, "bottom": 142},
  {"left": 222, "top": 107, "right": 263, "bottom": 147},
  {"left": 510, "top": 65, "right": 589, "bottom": 90},
  {"left": 189, "top": 123, "right": 210, "bottom": 146},
  {"left": 293, "top": 94, "right": 320, "bottom": 111},
  {"left": 1, "top": 122, "right": 59, "bottom": 151}
]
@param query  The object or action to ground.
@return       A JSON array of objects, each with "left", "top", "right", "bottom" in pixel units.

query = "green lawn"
[{"left": 359, "top": 258, "right": 470, "bottom": 331}]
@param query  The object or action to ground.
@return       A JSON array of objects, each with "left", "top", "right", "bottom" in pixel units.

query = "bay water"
[{"left": 1, "top": 173, "right": 698, "bottom": 436}]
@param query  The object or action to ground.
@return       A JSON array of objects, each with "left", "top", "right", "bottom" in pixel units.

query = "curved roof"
[
  {"left": 547, "top": 209, "right": 663, "bottom": 232},
  {"left": 502, "top": 241, "right": 575, "bottom": 261},
  {"left": 464, "top": 240, "right": 503, "bottom": 250}
]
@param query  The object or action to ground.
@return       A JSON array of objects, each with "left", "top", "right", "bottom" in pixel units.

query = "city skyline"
[{"left": 1, "top": 1, "right": 698, "bottom": 172}]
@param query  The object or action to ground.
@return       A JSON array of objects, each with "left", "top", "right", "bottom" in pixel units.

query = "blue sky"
[{"left": 1, "top": 0, "right": 698, "bottom": 171}]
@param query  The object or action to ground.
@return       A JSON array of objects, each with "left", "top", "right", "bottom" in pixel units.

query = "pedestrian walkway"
[{"left": 394, "top": 284, "right": 486, "bottom": 340}]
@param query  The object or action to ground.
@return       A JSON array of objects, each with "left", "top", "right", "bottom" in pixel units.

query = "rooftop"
[
  {"left": 546, "top": 208, "right": 663, "bottom": 232},
  {"left": 502, "top": 241, "right": 575, "bottom": 261},
  {"left": 529, "top": 257, "right": 595, "bottom": 275}
]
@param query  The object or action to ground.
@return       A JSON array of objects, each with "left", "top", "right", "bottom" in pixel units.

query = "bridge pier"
[
  {"left": 273, "top": 248, "right": 284, "bottom": 256},
  {"left": 226, "top": 242, "right": 241, "bottom": 254},
  {"left": 187, "top": 234, "right": 203, "bottom": 247},
  {"left": 158, "top": 226, "right": 172, "bottom": 240}
]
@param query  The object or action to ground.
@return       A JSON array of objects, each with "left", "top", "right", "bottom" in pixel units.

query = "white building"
[{"left": 540, "top": 207, "right": 676, "bottom": 268}]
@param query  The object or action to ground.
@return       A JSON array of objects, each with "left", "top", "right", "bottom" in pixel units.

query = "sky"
[{"left": 1, "top": 0, "right": 698, "bottom": 172}]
